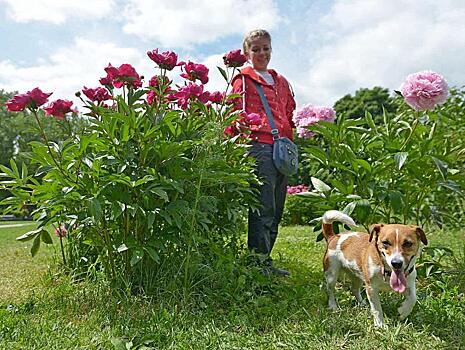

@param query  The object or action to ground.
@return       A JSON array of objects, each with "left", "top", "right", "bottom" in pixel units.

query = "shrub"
[
  {"left": 296, "top": 75, "right": 464, "bottom": 234},
  {"left": 0, "top": 49, "right": 258, "bottom": 292}
]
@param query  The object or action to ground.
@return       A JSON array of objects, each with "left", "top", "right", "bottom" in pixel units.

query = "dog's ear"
[
  {"left": 416, "top": 227, "right": 428, "bottom": 245},
  {"left": 369, "top": 224, "right": 383, "bottom": 242}
]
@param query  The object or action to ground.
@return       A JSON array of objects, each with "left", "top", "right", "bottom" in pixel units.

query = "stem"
[
  {"left": 59, "top": 236, "right": 67, "bottom": 266},
  {"left": 400, "top": 111, "right": 421, "bottom": 149},
  {"left": 32, "top": 109, "right": 73, "bottom": 181}
]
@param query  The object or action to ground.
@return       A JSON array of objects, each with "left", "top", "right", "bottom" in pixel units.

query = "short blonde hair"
[{"left": 242, "top": 29, "right": 272, "bottom": 54}]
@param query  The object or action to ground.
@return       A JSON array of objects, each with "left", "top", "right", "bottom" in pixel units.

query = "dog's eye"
[
  {"left": 403, "top": 241, "right": 413, "bottom": 248},
  {"left": 381, "top": 240, "right": 391, "bottom": 247}
]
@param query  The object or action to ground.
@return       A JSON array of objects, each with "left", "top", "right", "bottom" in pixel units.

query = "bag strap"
[{"left": 253, "top": 81, "right": 280, "bottom": 140}]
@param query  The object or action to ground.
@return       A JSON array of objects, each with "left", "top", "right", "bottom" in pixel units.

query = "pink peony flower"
[
  {"left": 223, "top": 49, "right": 248, "bottom": 68},
  {"left": 172, "top": 82, "right": 210, "bottom": 110},
  {"left": 287, "top": 185, "right": 309, "bottom": 195},
  {"left": 208, "top": 91, "right": 225, "bottom": 104},
  {"left": 5, "top": 87, "right": 52, "bottom": 112},
  {"left": 44, "top": 99, "right": 74, "bottom": 118},
  {"left": 54, "top": 225, "right": 67, "bottom": 238},
  {"left": 147, "top": 49, "right": 181, "bottom": 71},
  {"left": 243, "top": 112, "right": 262, "bottom": 126},
  {"left": 104, "top": 63, "right": 142, "bottom": 89},
  {"left": 293, "top": 105, "right": 336, "bottom": 138},
  {"left": 82, "top": 86, "right": 112, "bottom": 102},
  {"left": 180, "top": 61, "right": 209, "bottom": 84},
  {"left": 400, "top": 70, "right": 449, "bottom": 111},
  {"left": 99, "top": 75, "right": 113, "bottom": 87}
]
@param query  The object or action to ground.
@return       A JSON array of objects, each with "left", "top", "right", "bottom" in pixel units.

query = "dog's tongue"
[{"left": 390, "top": 269, "right": 407, "bottom": 293}]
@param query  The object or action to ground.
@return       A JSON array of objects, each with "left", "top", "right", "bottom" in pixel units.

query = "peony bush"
[
  {"left": 295, "top": 70, "right": 464, "bottom": 234},
  {"left": 1, "top": 48, "right": 258, "bottom": 291}
]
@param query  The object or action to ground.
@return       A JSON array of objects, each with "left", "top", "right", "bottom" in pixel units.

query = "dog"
[{"left": 321, "top": 210, "right": 428, "bottom": 328}]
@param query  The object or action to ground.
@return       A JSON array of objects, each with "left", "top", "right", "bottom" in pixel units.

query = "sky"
[{"left": 1, "top": 0, "right": 465, "bottom": 109}]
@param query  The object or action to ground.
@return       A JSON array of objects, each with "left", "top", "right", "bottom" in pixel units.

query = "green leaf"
[
  {"left": 17, "top": 228, "right": 44, "bottom": 242},
  {"left": 144, "top": 246, "right": 160, "bottom": 263},
  {"left": 389, "top": 191, "right": 403, "bottom": 213},
  {"left": 432, "top": 156, "right": 448, "bottom": 180},
  {"left": 89, "top": 198, "right": 102, "bottom": 222},
  {"left": 311, "top": 177, "right": 331, "bottom": 194},
  {"left": 217, "top": 66, "right": 228, "bottom": 82},
  {"left": 365, "top": 110, "right": 377, "bottom": 131},
  {"left": 147, "top": 211, "right": 156, "bottom": 228},
  {"left": 130, "top": 249, "right": 144, "bottom": 266},
  {"left": 31, "top": 234, "right": 41, "bottom": 257},
  {"left": 394, "top": 152, "right": 408, "bottom": 170},
  {"left": 150, "top": 188, "right": 169, "bottom": 202},
  {"left": 354, "top": 199, "right": 371, "bottom": 223},
  {"left": 303, "top": 146, "right": 327, "bottom": 165},
  {"left": 41, "top": 230, "right": 53, "bottom": 244}
]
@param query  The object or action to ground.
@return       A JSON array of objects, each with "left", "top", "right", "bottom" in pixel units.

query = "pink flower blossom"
[
  {"left": 180, "top": 61, "right": 209, "bottom": 84},
  {"left": 293, "top": 105, "right": 336, "bottom": 138},
  {"left": 172, "top": 83, "right": 210, "bottom": 110},
  {"left": 243, "top": 112, "right": 262, "bottom": 126},
  {"left": 54, "top": 225, "right": 67, "bottom": 238},
  {"left": 208, "top": 91, "right": 224, "bottom": 104},
  {"left": 223, "top": 49, "right": 248, "bottom": 68},
  {"left": 147, "top": 49, "right": 181, "bottom": 71},
  {"left": 400, "top": 70, "right": 449, "bottom": 111},
  {"left": 44, "top": 99, "right": 74, "bottom": 118},
  {"left": 5, "top": 87, "right": 52, "bottom": 111},
  {"left": 287, "top": 185, "right": 309, "bottom": 195},
  {"left": 104, "top": 63, "right": 142, "bottom": 89},
  {"left": 82, "top": 86, "right": 112, "bottom": 102},
  {"left": 99, "top": 75, "right": 113, "bottom": 87}
]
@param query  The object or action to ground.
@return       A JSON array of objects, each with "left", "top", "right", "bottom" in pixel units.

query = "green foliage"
[
  {"left": 297, "top": 88, "right": 465, "bottom": 231},
  {"left": 281, "top": 193, "right": 315, "bottom": 226},
  {"left": 0, "top": 72, "right": 258, "bottom": 291},
  {"left": 333, "top": 86, "right": 399, "bottom": 123}
]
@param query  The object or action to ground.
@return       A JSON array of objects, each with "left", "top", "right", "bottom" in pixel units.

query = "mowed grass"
[{"left": 1, "top": 223, "right": 464, "bottom": 349}]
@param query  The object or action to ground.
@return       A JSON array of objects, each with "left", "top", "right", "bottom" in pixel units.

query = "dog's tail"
[{"left": 322, "top": 210, "right": 356, "bottom": 241}]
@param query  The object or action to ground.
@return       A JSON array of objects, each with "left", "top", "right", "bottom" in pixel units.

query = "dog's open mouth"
[{"left": 390, "top": 269, "right": 407, "bottom": 293}]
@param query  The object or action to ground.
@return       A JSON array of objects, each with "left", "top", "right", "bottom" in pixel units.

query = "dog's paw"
[
  {"left": 373, "top": 320, "right": 387, "bottom": 329},
  {"left": 398, "top": 305, "right": 412, "bottom": 320}
]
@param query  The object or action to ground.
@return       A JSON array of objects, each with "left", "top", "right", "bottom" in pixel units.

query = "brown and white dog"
[{"left": 322, "top": 210, "right": 428, "bottom": 328}]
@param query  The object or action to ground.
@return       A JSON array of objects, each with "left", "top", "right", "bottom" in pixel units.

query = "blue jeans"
[{"left": 248, "top": 142, "right": 288, "bottom": 256}]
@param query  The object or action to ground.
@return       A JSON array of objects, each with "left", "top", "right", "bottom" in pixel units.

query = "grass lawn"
[{"left": 1, "top": 223, "right": 464, "bottom": 349}]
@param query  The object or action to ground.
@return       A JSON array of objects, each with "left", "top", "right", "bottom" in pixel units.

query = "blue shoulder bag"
[{"left": 253, "top": 81, "right": 298, "bottom": 176}]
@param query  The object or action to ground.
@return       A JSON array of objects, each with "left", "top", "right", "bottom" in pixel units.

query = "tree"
[{"left": 333, "top": 87, "right": 399, "bottom": 123}]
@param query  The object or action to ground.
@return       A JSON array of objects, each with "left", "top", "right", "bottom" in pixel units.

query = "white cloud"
[
  {"left": 0, "top": 38, "right": 152, "bottom": 105},
  {"left": 122, "top": 0, "right": 281, "bottom": 47},
  {"left": 1, "top": 0, "right": 115, "bottom": 24},
  {"left": 295, "top": 0, "right": 465, "bottom": 106},
  {"left": 0, "top": 37, "right": 235, "bottom": 109}
]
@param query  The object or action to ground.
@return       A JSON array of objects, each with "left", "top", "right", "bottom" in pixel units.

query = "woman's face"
[{"left": 246, "top": 37, "right": 272, "bottom": 71}]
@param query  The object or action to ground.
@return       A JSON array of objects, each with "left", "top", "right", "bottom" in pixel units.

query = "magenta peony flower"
[
  {"left": 44, "top": 99, "right": 74, "bottom": 118},
  {"left": 208, "top": 91, "right": 224, "bottom": 104},
  {"left": 400, "top": 70, "right": 449, "bottom": 111},
  {"left": 54, "top": 225, "right": 67, "bottom": 238},
  {"left": 82, "top": 86, "right": 112, "bottom": 102},
  {"left": 287, "top": 185, "right": 309, "bottom": 195},
  {"left": 147, "top": 49, "right": 181, "bottom": 71},
  {"left": 6, "top": 87, "right": 52, "bottom": 112},
  {"left": 104, "top": 63, "right": 142, "bottom": 89},
  {"left": 223, "top": 49, "right": 248, "bottom": 68},
  {"left": 99, "top": 75, "right": 113, "bottom": 87},
  {"left": 293, "top": 105, "right": 336, "bottom": 138},
  {"left": 172, "top": 82, "right": 210, "bottom": 109},
  {"left": 244, "top": 112, "right": 261, "bottom": 126},
  {"left": 180, "top": 61, "right": 209, "bottom": 84}
]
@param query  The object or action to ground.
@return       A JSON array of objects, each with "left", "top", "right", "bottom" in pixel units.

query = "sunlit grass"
[{"left": 0, "top": 223, "right": 464, "bottom": 349}]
